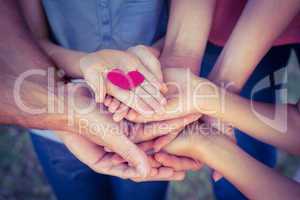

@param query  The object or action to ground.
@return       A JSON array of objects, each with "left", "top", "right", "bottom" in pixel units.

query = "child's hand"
[
  {"left": 103, "top": 45, "right": 168, "bottom": 121},
  {"left": 80, "top": 48, "right": 167, "bottom": 115},
  {"left": 126, "top": 68, "right": 220, "bottom": 123}
]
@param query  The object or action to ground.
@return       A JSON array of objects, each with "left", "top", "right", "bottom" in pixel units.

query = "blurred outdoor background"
[{"left": 0, "top": 51, "right": 299, "bottom": 200}]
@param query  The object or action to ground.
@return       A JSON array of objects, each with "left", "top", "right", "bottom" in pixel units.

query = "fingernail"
[
  {"left": 161, "top": 98, "right": 167, "bottom": 105},
  {"left": 213, "top": 173, "right": 223, "bottom": 182},
  {"left": 161, "top": 84, "right": 168, "bottom": 93},
  {"left": 155, "top": 106, "right": 165, "bottom": 114},
  {"left": 144, "top": 109, "right": 155, "bottom": 116},
  {"left": 137, "top": 164, "right": 148, "bottom": 178}
]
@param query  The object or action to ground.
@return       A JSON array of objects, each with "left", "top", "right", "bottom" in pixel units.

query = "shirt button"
[
  {"left": 103, "top": 20, "right": 110, "bottom": 25},
  {"left": 103, "top": 35, "right": 111, "bottom": 41},
  {"left": 102, "top": 17, "right": 110, "bottom": 25},
  {"left": 100, "top": 1, "right": 108, "bottom": 8}
]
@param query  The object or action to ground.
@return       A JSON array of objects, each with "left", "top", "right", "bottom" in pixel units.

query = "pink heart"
[{"left": 107, "top": 68, "right": 145, "bottom": 90}]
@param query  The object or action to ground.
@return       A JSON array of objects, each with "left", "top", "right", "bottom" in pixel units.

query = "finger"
[
  {"left": 212, "top": 170, "right": 224, "bottom": 182},
  {"left": 85, "top": 123, "right": 151, "bottom": 177},
  {"left": 155, "top": 152, "right": 202, "bottom": 171},
  {"left": 57, "top": 132, "right": 106, "bottom": 166},
  {"left": 130, "top": 98, "right": 194, "bottom": 123},
  {"left": 107, "top": 135, "right": 151, "bottom": 177},
  {"left": 128, "top": 45, "right": 164, "bottom": 82},
  {"left": 111, "top": 154, "right": 126, "bottom": 165},
  {"left": 133, "top": 167, "right": 173, "bottom": 182},
  {"left": 107, "top": 82, "right": 155, "bottom": 116},
  {"left": 133, "top": 168, "right": 185, "bottom": 182},
  {"left": 136, "top": 141, "right": 161, "bottom": 167},
  {"left": 134, "top": 85, "right": 164, "bottom": 113},
  {"left": 128, "top": 45, "right": 167, "bottom": 93},
  {"left": 84, "top": 68, "right": 106, "bottom": 103},
  {"left": 203, "top": 116, "right": 236, "bottom": 143},
  {"left": 113, "top": 104, "right": 130, "bottom": 122},
  {"left": 57, "top": 132, "right": 140, "bottom": 178},
  {"left": 108, "top": 98, "right": 121, "bottom": 113},
  {"left": 138, "top": 140, "right": 155, "bottom": 153},
  {"left": 139, "top": 81, "right": 167, "bottom": 105},
  {"left": 104, "top": 147, "right": 113, "bottom": 152},
  {"left": 104, "top": 95, "right": 113, "bottom": 107},
  {"left": 153, "top": 132, "right": 179, "bottom": 153},
  {"left": 126, "top": 109, "right": 139, "bottom": 121},
  {"left": 101, "top": 163, "right": 140, "bottom": 179},
  {"left": 132, "top": 114, "right": 201, "bottom": 143}
]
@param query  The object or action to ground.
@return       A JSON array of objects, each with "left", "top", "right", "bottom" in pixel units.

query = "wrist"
[
  {"left": 193, "top": 79, "right": 222, "bottom": 116},
  {"left": 160, "top": 52, "right": 201, "bottom": 75},
  {"left": 188, "top": 133, "right": 238, "bottom": 175},
  {"left": 6, "top": 77, "right": 70, "bottom": 131}
]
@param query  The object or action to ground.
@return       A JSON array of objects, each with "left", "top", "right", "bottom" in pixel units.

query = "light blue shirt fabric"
[
  {"left": 42, "top": 0, "right": 168, "bottom": 51},
  {"left": 32, "top": 0, "right": 168, "bottom": 141}
]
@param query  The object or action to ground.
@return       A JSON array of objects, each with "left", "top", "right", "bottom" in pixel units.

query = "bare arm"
[
  {"left": 209, "top": 0, "right": 300, "bottom": 91},
  {"left": 19, "top": 0, "right": 84, "bottom": 78},
  {"left": 164, "top": 132, "right": 300, "bottom": 200},
  {"left": 0, "top": 0, "right": 63, "bottom": 127},
  {"left": 160, "top": 0, "right": 216, "bottom": 74},
  {"left": 209, "top": 89, "right": 300, "bottom": 155},
  {"left": 0, "top": 0, "right": 152, "bottom": 177}
]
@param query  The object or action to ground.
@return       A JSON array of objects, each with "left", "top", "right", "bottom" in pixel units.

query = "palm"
[{"left": 129, "top": 68, "right": 208, "bottom": 123}]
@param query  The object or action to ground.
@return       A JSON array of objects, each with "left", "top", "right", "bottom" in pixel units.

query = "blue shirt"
[
  {"left": 42, "top": 0, "right": 168, "bottom": 52},
  {"left": 33, "top": 0, "right": 168, "bottom": 141}
]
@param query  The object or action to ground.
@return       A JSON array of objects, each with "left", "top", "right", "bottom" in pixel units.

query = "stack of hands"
[{"left": 57, "top": 45, "right": 234, "bottom": 182}]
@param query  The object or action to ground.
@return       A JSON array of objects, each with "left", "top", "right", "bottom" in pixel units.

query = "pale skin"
[
  {"left": 110, "top": 0, "right": 300, "bottom": 119},
  {"left": 108, "top": 0, "right": 300, "bottom": 172},
  {"left": 129, "top": 68, "right": 300, "bottom": 156},
  {"left": 0, "top": 0, "right": 201, "bottom": 181},
  {"left": 18, "top": 0, "right": 300, "bottom": 180},
  {"left": 157, "top": 123, "right": 300, "bottom": 200},
  {"left": 109, "top": 0, "right": 300, "bottom": 121},
  {"left": 18, "top": 0, "right": 204, "bottom": 181},
  {"left": 19, "top": 0, "right": 168, "bottom": 115}
]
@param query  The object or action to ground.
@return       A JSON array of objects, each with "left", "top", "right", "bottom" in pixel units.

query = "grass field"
[{"left": 0, "top": 51, "right": 299, "bottom": 200}]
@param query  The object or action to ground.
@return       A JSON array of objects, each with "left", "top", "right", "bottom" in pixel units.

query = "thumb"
[
  {"left": 128, "top": 45, "right": 167, "bottom": 93},
  {"left": 87, "top": 123, "right": 151, "bottom": 177},
  {"left": 84, "top": 68, "right": 106, "bottom": 103}
]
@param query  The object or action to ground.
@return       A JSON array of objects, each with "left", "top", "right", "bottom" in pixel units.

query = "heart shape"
[{"left": 107, "top": 68, "right": 145, "bottom": 90}]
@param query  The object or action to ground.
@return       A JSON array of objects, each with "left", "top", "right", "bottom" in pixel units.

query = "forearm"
[
  {"left": 206, "top": 88, "right": 300, "bottom": 155},
  {"left": 19, "top": 0, "right": 85, "bottom": 78},
  {"left": 195, "top": 79, "right": 300, "bottom": 154},
  {"left": 165, "top": 136, "right": 300, "bottom": 200},
  {"left": 0, "top": 0, "right": 53, "bottom": 79},
  {"left": 39, "top": 40, "right": 85, "bottom": 78},
  {"left": 0, "top": 0, "right": 67, "bottom": 129},
  {"left": 203, "top": 138, "right": 300, "bottom": 200},
  {"left": 160, "top": 0, "right": 216, "bottom": 74},
  {"left": 209, "top": 0, "right": 300, "bottom": 92}
]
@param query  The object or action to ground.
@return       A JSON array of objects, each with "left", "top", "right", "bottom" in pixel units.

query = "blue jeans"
[{"left": 30, "top": 43, "right": 297, "bottom": 200}]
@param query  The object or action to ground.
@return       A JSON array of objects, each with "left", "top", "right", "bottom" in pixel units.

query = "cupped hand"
[
  {"left": 59, "top": 82, "right": 154, "bottom": 178},
  {"left": 79, "top": 47, "right": 167, "bottom": 115},
  {"left": 160, "top": 119, "right": 236, "bottom": 181},
  {"left": 127, "top": 67, "right": 220, "bottom": 123}
]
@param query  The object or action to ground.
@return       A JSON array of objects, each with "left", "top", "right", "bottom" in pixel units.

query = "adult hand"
[
  {"left": 128, "top": 68, "right": 220, "bottom": 123},
  {"left": 160, "top": 120, "right": 236, "bottom": 182},
  {"left": 79, "top": 48, "right": 168, "bottom": 115},
  {"left": 55, "top": 82, "right": 152, "bottom": 178}
]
